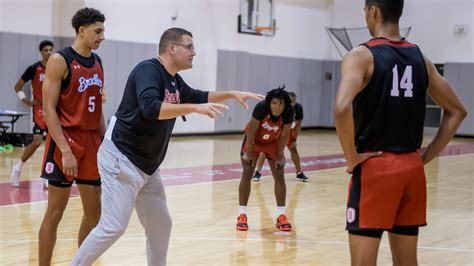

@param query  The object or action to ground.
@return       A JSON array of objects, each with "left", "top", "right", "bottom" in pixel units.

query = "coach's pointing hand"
[
  {"left": 233, "top": 91, "right": 265, "bottom": 110},
  {"left": 196, "top": 103, "right": 229, "bottom": 118}
]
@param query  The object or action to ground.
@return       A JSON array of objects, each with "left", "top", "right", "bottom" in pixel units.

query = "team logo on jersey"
[
  {"left": 164, "top": 89, "right": 180, "bottom": 104},
  {"left": 261, "top": 121, "right": 279, "bottom": 132},
  {"left": 39, "top": 73, "right": 45, "bottom": 82},
  {"left": 45, "top": 162, "right": 55, "bottom": 174},
  {"left": 347, "top": 207, "right": 356, "bottom": 223},
  {"left": 77, "top": 74, "right": 103, "bottom": 92}
]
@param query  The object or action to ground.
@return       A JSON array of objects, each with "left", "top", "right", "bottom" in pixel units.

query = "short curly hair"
[
  {"left": 265, "top": 86, "right": 292, "bottom": 118},
  {"left": 39, "top": 40, "right": 53, "bottom": 51},
  {"left": 71, "top": 7, "right": 105, "bottom": 34}
]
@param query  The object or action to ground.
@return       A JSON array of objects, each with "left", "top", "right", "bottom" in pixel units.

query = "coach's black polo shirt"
[{"left": 112, "top": 58, "right": 209, "bottom": 175}]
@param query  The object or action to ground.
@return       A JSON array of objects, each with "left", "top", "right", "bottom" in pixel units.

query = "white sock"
[
  {"left": 277, "top": 206, "right": 286, "bottom": 216},
  {"left": 16, "top": 160, "right": 25, "bottom": 168},
  {"left": 239, "top": 206, "right": 247, "bottom": 215},
  {"left": 296, "top": 172, "right": 302, "bottom": 175}
]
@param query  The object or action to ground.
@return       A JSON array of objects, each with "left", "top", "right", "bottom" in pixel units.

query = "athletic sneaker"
[
  {"left": 252, "top": 171, "right": 261, "bottom": 182},
  {"left": 276, "top": 214, "right": 292, "bottom": 231},
  {"left": 9, "top": 164, "right": 22, "bottom": 187},
  {"left": 296, "top": 172, "right": 309, "bottom": 182},
  {"left": 236, "top": 214, "right": 248, "bottom": 231}
]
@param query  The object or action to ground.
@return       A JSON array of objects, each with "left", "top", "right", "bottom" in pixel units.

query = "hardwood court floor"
[{"left": 0, "top": 129, "right": 473, "bottom": 265}]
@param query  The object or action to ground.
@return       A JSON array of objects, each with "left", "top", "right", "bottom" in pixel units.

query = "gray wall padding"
[
  {"left": 215, "top": 50, "right": 339, "bottom": 131},
  {"left": 1, "top": 34, "right": 472, "bottom": 136},
  {"left": 445, "top": 63, "right": 473, "bottom": 136},
  {"left": 215, "top": 50, "right": 473, "bottom": 136}
]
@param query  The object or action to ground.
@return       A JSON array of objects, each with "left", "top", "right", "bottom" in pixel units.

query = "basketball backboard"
[{"left": 238, "top": 0, "right": 276, "bottom": 36}]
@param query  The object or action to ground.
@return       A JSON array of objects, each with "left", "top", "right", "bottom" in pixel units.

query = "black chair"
[{"left": 0, "top": 122, "right": 10, "bottom": 147}]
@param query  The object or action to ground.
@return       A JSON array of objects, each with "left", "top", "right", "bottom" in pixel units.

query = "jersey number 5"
[
  {"left": 391, "top": 65, "right": 413, "bottom": 98},
  {"left": 88, "top": 96, "right": 95, "bottom": 112}
]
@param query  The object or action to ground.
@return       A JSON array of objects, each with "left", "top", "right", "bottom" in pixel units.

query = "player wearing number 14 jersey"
[
  {"left": 333, "top": 0, "right": 467, "bottom": 265},
  {"left": 237, "top": 87, "right": 294, "bottom": 231}
]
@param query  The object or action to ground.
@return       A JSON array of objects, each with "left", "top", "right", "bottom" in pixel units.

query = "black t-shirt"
[
  {"left": 21, "top": 62, "right": 44, "bottom": 82},
  {"left": 293, "top": 102, "right": 303, "bottom": 121},
  {"left": 112, "top": 58, "right": 209, "bottom": 175},
  {"left": 252, "top": 100, "right": 294, "bottom": 124}
]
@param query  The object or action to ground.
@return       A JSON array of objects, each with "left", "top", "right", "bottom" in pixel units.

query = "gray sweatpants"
[{"left": 71, "top": 118, "right": 172, "bottom": 266}]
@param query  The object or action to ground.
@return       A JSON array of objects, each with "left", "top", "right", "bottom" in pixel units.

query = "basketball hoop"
[{"left": 255, "top": 26, "right": 277, "bottom": 36}]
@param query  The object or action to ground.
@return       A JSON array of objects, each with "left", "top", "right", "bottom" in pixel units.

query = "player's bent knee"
[
  {"left": 100, "top": 222, "right": 128, "bottom": 237},
  {"left": 32, "top": 138, "right": 43, "bottom": 147},
  {"left": 45, "top": 209, "right": 66, "bottom": 224},
  {"left": 83, "top": 208, "right": 101, "bottom": 221}
]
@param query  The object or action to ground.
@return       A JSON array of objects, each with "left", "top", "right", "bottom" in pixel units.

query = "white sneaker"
[
  {"left": 10, "top": 165, "right": 22, "bottom": 187},
  {"left": 43, "top": 179, "right": 48, "bottom": 189}
]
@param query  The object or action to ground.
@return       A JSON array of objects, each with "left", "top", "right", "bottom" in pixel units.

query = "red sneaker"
[
  {"left": 276, "top": 214, "right": 292, "bottom": 231},
  {"left": 236, "top": 214, "right": 248, "bottom": 231}
]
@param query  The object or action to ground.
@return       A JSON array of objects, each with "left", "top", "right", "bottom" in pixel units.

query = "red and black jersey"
[
  {"left": 354, "top": 38, "right": 428, "bottom": 153},
  {"left": 251, "top": 115, "right": 284, "bottom": 143},
  {"left": 245, "top": 100, "right": 294, "bottom": 143},
  {"left": 57, "top": 47, "right": 104, "bottom": 131},
  {"left": 21, "top": 61, "right": 46, "bottom": 128}
]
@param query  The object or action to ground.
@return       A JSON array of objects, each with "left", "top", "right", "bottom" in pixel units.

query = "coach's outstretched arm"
[
  {"left": 157, "top": 102, "right": 228, "bottom": 120},
  {"left": 208, "top": 91, "right": 264, "bottom": 109},
  {"left": 156, "top": 91, "right": 263, "bottom": 120}
]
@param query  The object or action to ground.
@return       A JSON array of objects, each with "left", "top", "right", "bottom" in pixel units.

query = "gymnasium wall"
[
  {"left": 444, "top": 63, "right": 474, "bottom": 136},
  {"left": 330, "top": 0, "right": 474, "bottom": 63},
  {"left": 0, "top": 0, "right": 472, "bottom": 135}
]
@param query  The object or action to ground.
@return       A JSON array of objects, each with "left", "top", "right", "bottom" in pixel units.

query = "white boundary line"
[{"left": 1, "top": 236, "right": 472, "bottom": 253}]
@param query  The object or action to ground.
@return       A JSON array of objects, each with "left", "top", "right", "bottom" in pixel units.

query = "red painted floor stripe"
[{"left": 0, "top": 143, "right": 472, "bottom": 206}]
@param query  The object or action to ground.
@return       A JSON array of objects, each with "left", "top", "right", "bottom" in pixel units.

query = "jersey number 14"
[{"left": 391, "top": 65, "right": 413, "bottom": 98}]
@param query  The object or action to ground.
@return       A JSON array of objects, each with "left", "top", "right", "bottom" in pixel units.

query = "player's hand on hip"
[
  {"left": 62, "top": 149, "right": 78, "bottom": 177},
  {"left": 275, "top": 155, "right": 286, "bottom": 168},
  {"left": 31, "top": 99, "right": 41, "bottom": 106},
  {"left": 242, "top": 152, "right": 254, "bottom": 166},
  {"left": 196, "top": 103, "right": 229, "bottom": 118},
  {"left": 21, "top": 98, "right": 33, "bottom": 107},
  {"left": 346, "top": 151, "right": 382, "bottom": 174},
  {"left": 234, "top": 92, "right": 265, "bottom": 110}
]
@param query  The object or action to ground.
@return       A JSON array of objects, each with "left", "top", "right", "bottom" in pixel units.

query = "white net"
[{"left": 326, "top": 26, "right": 412, "bottom": 57}]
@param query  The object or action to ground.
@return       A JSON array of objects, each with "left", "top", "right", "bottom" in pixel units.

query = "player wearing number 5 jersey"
[
  {"left": 334, "top": 1, "right": 467, "bottom": 265},
  {"left": 38, "top": 7, "right": 106, "bottom": 266},
  {"left": 237, "top": 87, "right": 294, "bottom": 231}
]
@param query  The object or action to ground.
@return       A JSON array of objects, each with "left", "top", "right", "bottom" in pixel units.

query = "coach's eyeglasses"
[{"left": 174, "top": 43, "right": 195, "bottom": 52}]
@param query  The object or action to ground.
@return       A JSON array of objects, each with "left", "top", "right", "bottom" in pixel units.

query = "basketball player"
[
  {"left": 70, "top": 27, "right": 263, "bottom": 266},
  {"left": 237, "top": 87, "right": 294, "bottom": 231},
  {"left": 38, "top": 8, "right": 106, "bottom": 266},
  {"left": 10, "top": 40, "right": 54, "bottom": 189},
  {"left": 253, "top": 91, "right": 309, "bottom": 182},
  {"left": 333, "top": 1, "right": 467, "bottom": 265}
]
